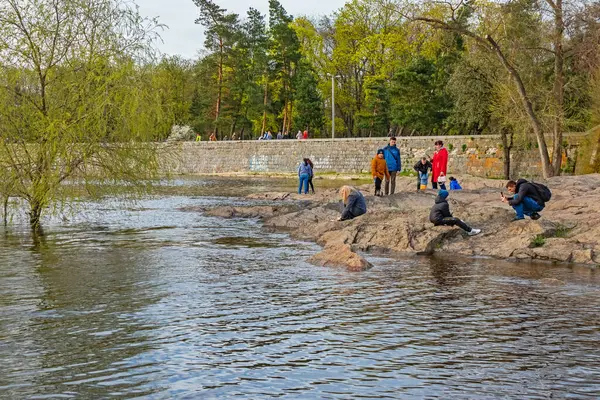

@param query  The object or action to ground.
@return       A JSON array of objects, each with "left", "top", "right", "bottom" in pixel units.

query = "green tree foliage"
[
  {"left": 0, "top": 0, "right": 166, "bottom": 232},
  {"left": 294, "top": 64, "right": 324, "bottom": 134},
  {"left": 357, "top": 76, "right": 390, "bottom": 136}
]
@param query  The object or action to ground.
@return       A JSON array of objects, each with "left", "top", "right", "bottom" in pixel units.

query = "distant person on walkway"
[
  {"left": 449, "top": 176, "right": 462, "bottom": 190},
  {"left": 283, "top": 131, "right": 289, "bottom": 139},
  {"left": 231, "top": 132, "right": 238, "bottom": 141},
  {"left": 297, "top": 158, "right": 313, "bottom": 195},
  {"left": 307, "top": 159, "right": 316, "bottom": 194},
  {"left": 195, "top": 133, "right": 202, "bottom": 142},
  {"left": 383, "top": 136, "right": 401, "bottom": 195},
  {"left": 266, "top": 131, "right": 273, "bottom": 140},
  {"left": 296, "top": 130, "right": 303, "bottom": 140},
  {"left": 209, "top": 133, "right": 217, "bottom": 141},
  {"left": 430, "top": 190, "right": 481, "bottom": 235},
  {"left": 413, "top": 156, "right": 432, "bottom": 191},
  {"left": 502, "top": 179, "right": 550, "bottom": 221},
  {"left": 338, "top": 186, "right": 367, "bottom": 221},
  {"left": 431, "top": 140, "right": 448, "bottom": 190},
  {"left": 371, "top": 149, "right": 390, "bottom": 196},
  {"left": 277, "top": 131, "right": 283, "bottom": 139},
  {"left": 303, "top": 130, "right": 309, "bottom": 140}
]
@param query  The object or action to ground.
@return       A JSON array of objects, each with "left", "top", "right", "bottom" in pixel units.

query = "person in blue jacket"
[
  {"left": 383, "top": 137, "right": 401, "bottom": 195},
  {"left": 337, "top": 186, "right": 367, "bottom": 221},
  {"left": 297, "top": 158, "right": 312, "bottom": 195},
  {"left": 449, "top": 176, "right": 462, "bottom": 190}
]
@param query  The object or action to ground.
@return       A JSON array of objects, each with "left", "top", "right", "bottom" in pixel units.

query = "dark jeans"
[
  {"left": 512, "top": 195, "right": 543, "bottom": 219},
  {"left": 374, "top": 177, "right": 382, "bottom": 193},
  {"left": 432, "top": 179, "right": 447, "bottom": 190},
  {"left": 308, "top": 178, "right": 315, "bottom": 193},
  {"left": 434, "top": 217, "right": 472, "bottom": 232},
  {"left": 385, "top": 171, "right": 398, "bottom": 195}
]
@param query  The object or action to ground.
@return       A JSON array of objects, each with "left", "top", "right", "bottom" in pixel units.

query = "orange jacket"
[{"left": 371, "top": 157, "right": 390, "bottom": 180}]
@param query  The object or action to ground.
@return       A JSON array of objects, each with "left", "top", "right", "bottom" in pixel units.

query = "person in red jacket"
[{"left": 431, "top": 140, "right": 448, "bottom": 190}]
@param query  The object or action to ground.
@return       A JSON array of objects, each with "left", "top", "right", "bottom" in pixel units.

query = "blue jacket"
[
  {"left": 383, "top": 144, "right": 401, "bottom": 172},
  {"left": 449, "top": 180, "right": 462, "bottom": 190},
  {"left": 298, "top": 163, "right": 312, "bottom": 177}
]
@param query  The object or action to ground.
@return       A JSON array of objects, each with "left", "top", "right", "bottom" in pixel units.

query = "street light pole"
[
  {"left": 331, "top": 74, "right": 335, "bottom": 139},
  {"left": 329, "top": 74, "right": 340, "bottom": 139}
]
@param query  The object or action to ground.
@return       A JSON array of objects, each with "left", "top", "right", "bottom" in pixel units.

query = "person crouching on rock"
[
  {"left": 338, "top": 186, "right": 367, "bottom": 221},
  {"left": 429, "top": 190, "right": 481, "bottom": 236},
  {"left": 414, "top": 156, "right": 432, "bottom": 191},
  {"left": 371, "top": 149, "right": 390, "bottom": 196},
  {"left": 502, "top": 179, "right": 545, "bottom": 221}
]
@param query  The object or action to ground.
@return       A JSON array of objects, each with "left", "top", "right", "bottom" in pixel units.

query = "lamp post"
[{"left": 328, "top": 74, "right": 340, "bottom": 139}]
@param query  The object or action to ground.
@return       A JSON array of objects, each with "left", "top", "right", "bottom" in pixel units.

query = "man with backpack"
[{"left": 502, "top": 179, "right": 551, "bottom": 221}]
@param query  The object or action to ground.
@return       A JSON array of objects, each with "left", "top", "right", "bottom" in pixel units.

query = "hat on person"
[
  {"left": 377, "top": 149, "right": 384, "bottom": 155},
  {"left": 438, "top": 189, "right": 449, "bottom": 199}
]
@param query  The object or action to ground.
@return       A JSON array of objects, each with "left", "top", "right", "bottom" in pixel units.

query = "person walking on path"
[
  {"left": 307, "top": 159, "right": 316, "bottom": 194},
  {"left": 431, "top": 140, "right": 448, "bottom": 190},
  {"left": 195, "top": 133, "right": 202, "bottom": 142},
  {"left": 413, "top": 156, "right": 432, "bottom": 191},
  {"left": 303, "top": 130, "right": 309, "bottom": 140},
  {"left": 337, "top": 186, "right": 367, "bottom": 221},
  {"left": 371, "top": 149, "right": 390, "bottom": 196},
  {"left": 383, "top": 137, "right": 401, "bottom": 195},
  {"left": 209, "top": 133, "right": 217, "bottom": 141},
  {"left": 297, "top": 158, "right": 312, "bottom": 195},
  {"left": 296, "top": 130, "right": 303, "bottom": 140},
  {"left": 502, "top": 179, "right": 549, "bottom": 221},
  {"left": 429, "top": 190, "right": 481, "bottom": 235}
]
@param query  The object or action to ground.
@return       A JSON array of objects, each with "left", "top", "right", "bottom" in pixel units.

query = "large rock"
[{"left": 308, "top": 244, "right": 373, "bottom": 271}]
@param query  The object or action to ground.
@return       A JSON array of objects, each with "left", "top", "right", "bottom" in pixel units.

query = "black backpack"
[{"left": 531, "top": 182, "right": 552, "bottom": 203}]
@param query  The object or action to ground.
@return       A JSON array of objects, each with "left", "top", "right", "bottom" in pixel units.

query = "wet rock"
[{"left": 308, "top": 244, "right": 373, "bottom": 271}]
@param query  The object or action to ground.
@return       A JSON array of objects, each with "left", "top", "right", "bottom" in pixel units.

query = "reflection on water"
[{"left": 1, "top": 179, "right": 600, "bottom": 398}]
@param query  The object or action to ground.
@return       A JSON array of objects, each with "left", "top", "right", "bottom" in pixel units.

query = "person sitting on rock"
[
  {"left": 338, "top": 186, "right": 367, "bottom": 221},
  {"left": 371, "top": 149, "right": 390, "bottom": 196},
  {"left": 502, "top": 179, "right": 545, "bottom": 221},
  {"left": 449, "top": 176, "right": 462, "bottom": 190},
  {"left": 429, "top": 189, "right": 481, "bottom": 235}
]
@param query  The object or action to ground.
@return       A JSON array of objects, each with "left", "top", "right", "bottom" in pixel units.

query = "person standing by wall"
[
  {"left": 303, "top": 130, "right": 309, "bottom": 140},
  {"left": 371, "top": 149, "right": 390, "bottom": 196},
  {"left": 431, "top": 140, "right": 448, "bottom": 190},
  {"left": 297, "top": 158, "right": 312, "bottom": 195},
  {"left": 383, "top": 137, "right": 401, "bottom": 195},
  {"left": 307, "top": 159, "right": 316, "bottom": 194}
]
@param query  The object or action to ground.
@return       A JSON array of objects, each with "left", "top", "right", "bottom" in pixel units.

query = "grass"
[{"left": 531, "top": 234, "right": 546, "bottom": 247}]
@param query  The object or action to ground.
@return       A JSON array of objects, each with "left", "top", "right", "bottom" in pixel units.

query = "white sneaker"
[{"left": 467, "top": 228, "right": 481, "bottom": 236}]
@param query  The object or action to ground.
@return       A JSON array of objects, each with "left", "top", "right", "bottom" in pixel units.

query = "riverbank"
[{"left": 204, "top": 174, "right": 600, "bottom": 269}]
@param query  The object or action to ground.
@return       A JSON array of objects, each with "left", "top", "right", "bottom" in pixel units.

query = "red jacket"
[{"left": 432, "top": 147, "right": 448, "bottom": 182}]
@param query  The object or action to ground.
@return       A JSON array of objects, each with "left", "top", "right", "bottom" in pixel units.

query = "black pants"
[
  {"left": 374, "top": 177, "right": 382, "bottom": 193},
  {"left": 432, "top": 182, "right": 447, "bottom": 190},
  {"left": 434, "top": 217, "right": 471, "bottom": 232},
  {"left": 308, "top": 178, "right": 315, "bottom": 193}
]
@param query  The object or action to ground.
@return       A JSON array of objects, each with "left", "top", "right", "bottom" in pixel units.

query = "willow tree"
[{"left": 0, "top": 0, "right": 167, "bottom": 232}]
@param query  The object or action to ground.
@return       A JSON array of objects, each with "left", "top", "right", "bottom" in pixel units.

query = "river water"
[{"left": 1, "top": 178, "right": 599, "bottom": 399}]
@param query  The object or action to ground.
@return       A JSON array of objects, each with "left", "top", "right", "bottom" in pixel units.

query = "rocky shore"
[{"left": 204, "top": 174, "right": 600, "bottom": 270}]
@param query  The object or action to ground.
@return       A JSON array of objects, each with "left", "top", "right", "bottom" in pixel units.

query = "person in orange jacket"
[{"left": 371, "top": 149, "right": 390, "bottom": 196}]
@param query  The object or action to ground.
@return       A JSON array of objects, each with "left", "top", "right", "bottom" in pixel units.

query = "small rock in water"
[{"left": 308, "top": 244, "right": 373, "bottom": 271}]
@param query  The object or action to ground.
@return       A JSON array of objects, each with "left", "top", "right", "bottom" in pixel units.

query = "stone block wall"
[{"left": 161, "top": 134, "right": 584, "bottom": 178}]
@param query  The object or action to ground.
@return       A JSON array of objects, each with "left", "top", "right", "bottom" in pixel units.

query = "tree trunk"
[
  {"left": 551, "top": 0, "right": 565, "bottom": 175},
  {"left": 2, "top": 195, "right": 8, "bottom": 226},
  {"left": 287, "top": 100, "right": 293, "bottom": 134},
  {"left": 281, "top": 100, "right": 288, "bottom": 135},
  {"left": 501, "top": 128, "right": 514, "bottom": 180},
  {"left": 29, "top": 199, "right": 43, "bottom": 234},
  {"left": 486, "top": 35, "right": 554, "bottom": 178}
]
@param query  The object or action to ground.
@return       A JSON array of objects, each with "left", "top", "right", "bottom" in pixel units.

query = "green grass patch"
[{"left": 530, "top": 234, "right": 546, "bottom": 247}]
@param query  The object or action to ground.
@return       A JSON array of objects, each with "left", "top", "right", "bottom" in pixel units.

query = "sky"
[{"left": 137, "top": 0, "right": 348, "bottom": 59}]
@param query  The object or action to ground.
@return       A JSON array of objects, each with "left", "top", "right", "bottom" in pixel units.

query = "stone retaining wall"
[{"left": 161, "top": 134, "right": 586, "bottom": 178}]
